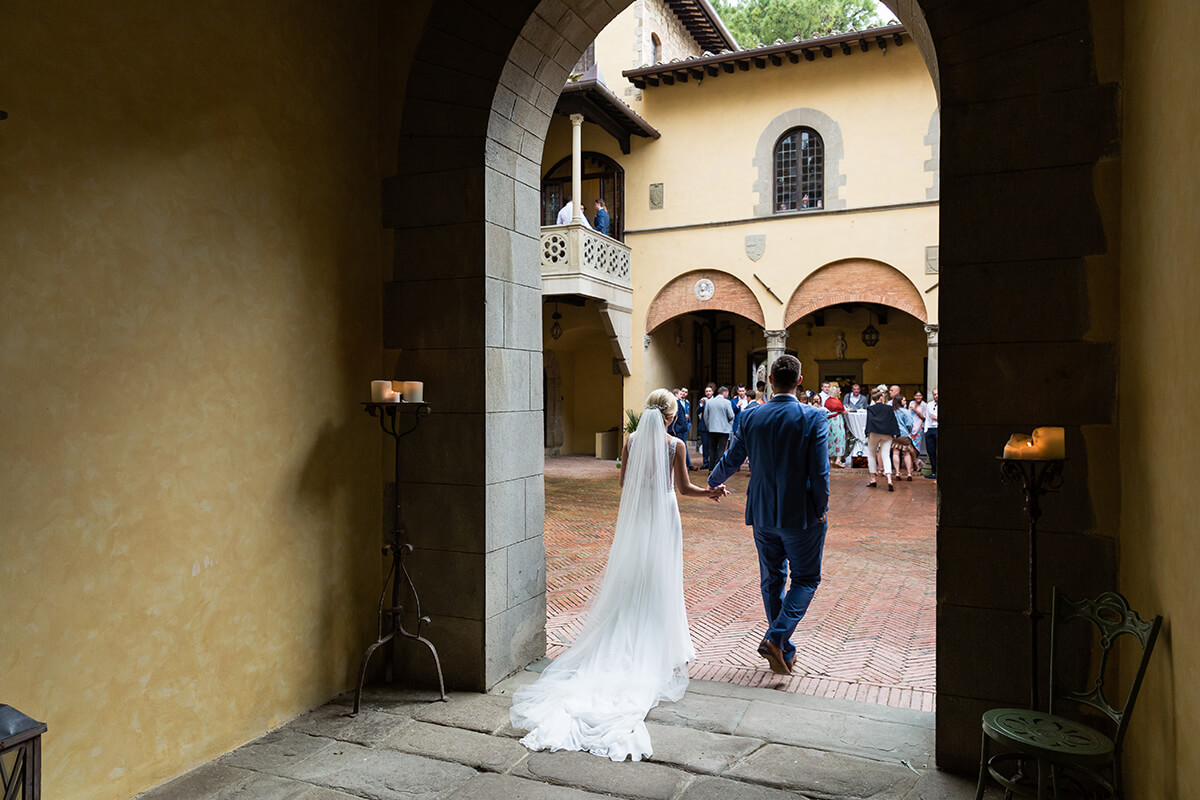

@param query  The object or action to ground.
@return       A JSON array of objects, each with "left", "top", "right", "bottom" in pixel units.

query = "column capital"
[
  {"left": 764, "top": 329, "right": 789, "bottom": 349},
  {"left": 569, "top": 113, "right": 585, "bottom": 127},
  {"left": 924, "top": 323, "right": 939, "bottom": 345}
]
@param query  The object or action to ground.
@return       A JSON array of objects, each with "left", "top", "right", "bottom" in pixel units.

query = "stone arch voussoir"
[
  {"left": 646, "top": 270, "right": 766, "bottom": 333},
  {"left": 784, "top": 259, "right": 928, "bottom": 327}
]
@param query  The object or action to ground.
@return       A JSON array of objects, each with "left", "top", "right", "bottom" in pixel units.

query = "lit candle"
[
  {"left": 1032, "top": 427, "right": 1065, "bottom": 460},
  {"left": 391, "top": 380, "right": 405, "bottom": 402},
  {"left": 1003, "top": 434, "right": 1036, "bottom": 459},
  {"left": 371, "top": 380, "right": 397, "bottom": 403},
  {"left": 403, "top": 381, "right": 424, "bottom": 403}
]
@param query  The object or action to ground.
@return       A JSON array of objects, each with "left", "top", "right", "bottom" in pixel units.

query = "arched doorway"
[{"left": 388, "top": 0, "right": 1120, "bottom": 773}]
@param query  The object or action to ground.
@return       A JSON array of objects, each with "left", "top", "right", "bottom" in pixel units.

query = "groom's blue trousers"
[{"left": 753, "top": 521, "right": 827, "bottom": 663}]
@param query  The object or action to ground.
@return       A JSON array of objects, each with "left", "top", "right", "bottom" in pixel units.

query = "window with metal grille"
[{"left": 774, "top": 127, "right": 824, "bottom": 212}]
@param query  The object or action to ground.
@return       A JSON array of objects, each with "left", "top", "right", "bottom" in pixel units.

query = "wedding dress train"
[{"left": 510, "top": 410, "right": 694, "bottom": 761}]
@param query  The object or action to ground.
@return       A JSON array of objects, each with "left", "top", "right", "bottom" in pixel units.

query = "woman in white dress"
[{"left": 510, "top": 388, "right": 727, "bottom": 762}]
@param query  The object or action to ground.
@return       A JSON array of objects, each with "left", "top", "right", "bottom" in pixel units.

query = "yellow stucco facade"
[{"left": 542, "top": 6, "right": 938, "bottom": 434}]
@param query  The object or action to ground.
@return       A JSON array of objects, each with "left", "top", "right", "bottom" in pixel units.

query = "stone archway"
[
  {"left": 784, "top": 258, "right": 929, "bottom": 328},
  {"left": 388, "top": 0, "right": 1119, "bottom": 773},
  {"left": 645, "top": 270, "right": 766, "bottom": 333}
]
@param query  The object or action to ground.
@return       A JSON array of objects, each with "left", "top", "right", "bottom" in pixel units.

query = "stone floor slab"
[
  {"left": 218, "top": 727, "right": 333, "bottom": 773},
  {"left": 512, "top": 750, "right": 689, "bottom": 800},
  {"left": 331, "top": 685, "right": 447, "bottom": 713},
  {"left": 276, "top": 741, "right": 477, "bottom": 800},
  {"left": 725, "top": 744, "right": 919, "bottom": 799},
  {"left": 679, "top": 775, "right": 811, "bottom": 800},
  {"left": 442, "top": 773, "right": 620, "bottom": 799},
  {"left": 645, "top": 692, "right": 750, "bottom": 734},
  {"left": 383, "top": 719, "right": 530, "bottom": 772},
  {"left": 643, "top": 722, "right": 763, "bottom": 775},
  {"left": 136, "top": 763, "right": 360, "bottom": 800},
  {"left": 734, "top": 699, "right": 934, "bottom": 765},
  {"left": 286, "top": 703, "right": 412, "bottom": 747},
  {"left": 413, "top": 691, "right": 514, "bottom": 734}
]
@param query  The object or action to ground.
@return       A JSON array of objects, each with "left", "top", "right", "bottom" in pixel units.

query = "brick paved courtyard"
[{"left": 544, "top": 453, "right": 937, "bottom": 711}]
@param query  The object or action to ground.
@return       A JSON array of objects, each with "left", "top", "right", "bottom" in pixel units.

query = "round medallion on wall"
[{"left": 694, "top": 278, "right": 715, "bottom": 302}]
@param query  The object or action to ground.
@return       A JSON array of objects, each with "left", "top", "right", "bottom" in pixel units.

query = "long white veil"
[{"left": 510, "top": 406, "right": 694, "bottom": 761}]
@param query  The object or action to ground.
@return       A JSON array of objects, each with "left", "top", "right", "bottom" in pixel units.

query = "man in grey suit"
[
  {"left": 702, "top": 385, "right": 735, "bottom": 469},
  {"left": 707, "top": 356, "right": 830, "bottom": 675}
]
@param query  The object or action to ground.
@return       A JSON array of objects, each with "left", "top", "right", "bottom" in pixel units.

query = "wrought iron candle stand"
[
  {"left": 351, "top": 401, "right": 447, "bottom": 715},
  {"left": 998, "top": 457, "right": 1065, "bottom": 711}
]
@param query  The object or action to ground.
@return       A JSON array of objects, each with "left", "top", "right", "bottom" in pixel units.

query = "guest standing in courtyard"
[
  {"left": 866, "top": 387, "right": 901, "bottom": 491},
  {"left": 824, "top": 384, "right": 847, "bottom": 469},
  {"left": 703, "top": 385, "right": 735, "bottom": 469}
]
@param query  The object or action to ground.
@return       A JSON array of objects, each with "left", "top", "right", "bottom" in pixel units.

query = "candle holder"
[
  {"left": 351, "top": 401, "right": 447, "bottom": 714},
  {"left": 998, "top": 457, "right": 1066, "bottom": 710}
]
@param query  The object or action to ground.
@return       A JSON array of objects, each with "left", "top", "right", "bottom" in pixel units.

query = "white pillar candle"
[
  {"left": 1032, "top": 427, "right": 1066, "bottom": 460},
  {"left": 403, "top": 381, "right": 424, "bottom": 403},
  {"left": 1003, "top": 434, "right": 1036, "bottom": 459},
  {"left": 371, "top": 380, "right": 394, "bottom": 402}
]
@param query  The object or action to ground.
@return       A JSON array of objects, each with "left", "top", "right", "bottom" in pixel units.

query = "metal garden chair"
[{"left": 974, "top": 589, "right": 1161, "bottom": 799}]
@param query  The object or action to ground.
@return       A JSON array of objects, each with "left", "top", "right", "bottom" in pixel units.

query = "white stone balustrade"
[{"left": 540, "top": 222, "right": 633, "bottom": 376}]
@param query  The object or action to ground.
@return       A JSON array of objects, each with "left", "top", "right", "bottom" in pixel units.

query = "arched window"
[
  {"left": 774, "top": 127, "right": 824, "bottom": 212},
  {"left": 651, "top": 33, "right": 662, "bottom": 64}
]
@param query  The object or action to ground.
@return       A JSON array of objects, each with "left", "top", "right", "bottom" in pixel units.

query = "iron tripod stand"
[
  {"left": 351, "top": 401, "right": 447, "bottom": 715},
  {"left": 998, "top": 457, "right": 1066, "bottom": 712}
]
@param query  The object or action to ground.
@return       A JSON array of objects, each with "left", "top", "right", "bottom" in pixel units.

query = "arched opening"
[
  {"left": 541, "top": 151, "right": 626, "bottom": 240},
  {"left": 388, "top": 0, "right": 1124, "bottom": 776}
]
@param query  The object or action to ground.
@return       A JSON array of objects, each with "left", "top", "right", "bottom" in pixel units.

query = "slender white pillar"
[
  {"left": 763, "top": 329, "right": 789, "bottom": 399},
  {"left": 924, "top": 323, "right": 939, "bottom": 390},
  {"left": 570, "top": 113, "right": 584, "bottom": 223}
]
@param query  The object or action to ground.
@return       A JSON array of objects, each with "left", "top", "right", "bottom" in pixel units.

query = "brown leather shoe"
[
  {"left": 757, "top": 638, "right": 791, "bottom": 675},
  {"left": 787, "top": 655, "right": 796, "bottom": 672}
]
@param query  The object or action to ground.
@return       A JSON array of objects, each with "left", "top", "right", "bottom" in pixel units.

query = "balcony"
[{"left": 540, "top": 222, "right": 632, "bottom": 375}]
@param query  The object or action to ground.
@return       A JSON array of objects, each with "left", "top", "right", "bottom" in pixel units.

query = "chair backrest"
[{"left": 1049, "top": 589, "right": 1162, "bottom": 751}]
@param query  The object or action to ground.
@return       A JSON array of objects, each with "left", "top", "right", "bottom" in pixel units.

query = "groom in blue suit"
[{"left": 707, "top": 355, "right": 830, "bottom": 675}]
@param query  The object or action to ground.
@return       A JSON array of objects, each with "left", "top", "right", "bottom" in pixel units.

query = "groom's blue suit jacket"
[{"left": 708, "top": 394, "right": 830, "bottom": 530}]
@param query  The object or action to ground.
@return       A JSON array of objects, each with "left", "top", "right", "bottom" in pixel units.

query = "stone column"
[
  {"left": 570, "top": 113, "right": 584, "bottom": 223},
  {"left": 924, "top": 323, "right": 939, "bottom": 390},
  {"left": 763, "top": 329, "right": 789, "bottom": 398}
]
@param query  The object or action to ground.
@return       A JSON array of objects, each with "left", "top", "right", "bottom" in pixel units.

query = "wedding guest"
[
  {"left": 844, "top": 383, "right": 868, "bottom": 411},
  {"left": 865, "top": 388, "right": 901, "bottom": 491},
  {"left": 908, "top": 390, "right": 928, "bottom": 453},
  {"left": 891, "top": 396, "right": 918, "bottom": 480},
  {"left": 818, "top": 382, "right": 831, "bottom": 405},
  {"left": 924, "top": 388, "right": 939, "bottom": 479},
  {"left": 698, "top": 383, "right": 715, "bottom": 468},
  {"left": 824, "top": 384, "right": 847, "bottom": 468},
  {"left": 703, "top": 385, "right": 735, "bottom": 468},
  {"left": 672, "top": 388, "right": 694, "bottom": 470}
]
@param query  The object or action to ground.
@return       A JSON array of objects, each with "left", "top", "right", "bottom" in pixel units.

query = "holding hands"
[{"left": 707, "top": 483, "right": 730, "bottom": 502}]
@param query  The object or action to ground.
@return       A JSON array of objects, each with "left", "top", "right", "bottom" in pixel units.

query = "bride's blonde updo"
[{"left": 644, "top": 388, "right": 677, "bottom": 424}]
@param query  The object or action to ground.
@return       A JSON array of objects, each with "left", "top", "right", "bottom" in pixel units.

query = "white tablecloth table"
[{"left": 844, "top": 410, "right": 868, "bottom": 458}]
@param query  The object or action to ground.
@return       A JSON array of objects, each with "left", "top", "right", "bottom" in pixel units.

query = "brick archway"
[
  {"left": 784, "top": 259, "right": 928, "bottom": 327},
  {"left": 645, "top": 270, "right": 766, "bottom": 333}
]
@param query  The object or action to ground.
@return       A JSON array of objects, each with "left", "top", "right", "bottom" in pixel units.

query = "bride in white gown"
[{"left": 510, "top": 389, "right": 727, "bottom": 762}]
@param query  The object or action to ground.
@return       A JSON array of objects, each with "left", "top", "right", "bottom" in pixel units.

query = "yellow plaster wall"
[
  {"left": 787, "top": 308, "right": 928, "bottom": 392},
  {"left": 0, "top": 4, "right": 389, "bottom": 798},
  {"left": 544, "top": 304, "right": 624, "bottom": 454},
  {"left": 620, "top": 42, "right": 937, "bottom": 225},
  {"left": 1118, "top": 0, "right": 1200, "bottom": 796}
]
